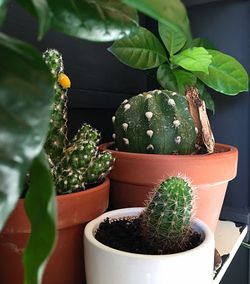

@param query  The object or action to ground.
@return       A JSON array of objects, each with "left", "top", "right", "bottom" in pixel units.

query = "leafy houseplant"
[
  {"left": 84, "top": 176, "right": 215, "bottom": 284},
  {"left": 109, "top": 3, "right": 248, "bottom": 113},
  {"left": 0, "top": 48, "right": 115, "bottom": 284},
  {"left": 100, "top": 0, "right": 248, "bottom": 232}
]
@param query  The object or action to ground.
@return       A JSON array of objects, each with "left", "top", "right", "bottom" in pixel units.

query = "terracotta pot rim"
[
  {"left": 17, "top": 178, "right": 109, "bottom": 203},
  {"left": 56, "top": 177, "right": 109, "bottom": 201},
  {"left": 100, "top": 142, "right": 237, "bottom": 160}
]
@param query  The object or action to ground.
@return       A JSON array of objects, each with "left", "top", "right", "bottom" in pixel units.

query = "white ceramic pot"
[{"left": 84, "top": 207, "right": 215, "bottom": 284}]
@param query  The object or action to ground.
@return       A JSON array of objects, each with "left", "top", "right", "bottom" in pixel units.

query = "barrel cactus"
[
  {"left": 112, "top": 90, "right": 197, "bottom": 154},
  {"left": 139, "top": 176, "right": 195, "bottom": 253},
  {"left": 43, "top": 49, "right": 114, "bottom": 194}
]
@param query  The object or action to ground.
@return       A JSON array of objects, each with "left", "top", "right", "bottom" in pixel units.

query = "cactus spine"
[
  {"left": 43, "top": 49, "right": 114, "bottom": 194},
  {"left": 113, "top": 90, "right": 197, "bottom": 154},
  {"left": 139, "top": 176, "right": 195, "bottom": 253}
]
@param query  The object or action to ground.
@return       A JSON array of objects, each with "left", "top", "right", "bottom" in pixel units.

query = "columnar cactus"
[
  {"left": 112, "top": 90, "right": 197, "bottom": 154},
  {"left": 139, "top": 176, "right": 195, "bottom": 253},
  {"left": 43, "top": 49, "right": 114, "bottom": 194},
  {"left": 43, "top": 49, "right": 69, "bottom": 166}
]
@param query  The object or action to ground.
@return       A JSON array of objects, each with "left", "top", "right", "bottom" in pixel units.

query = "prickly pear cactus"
[
  {"left": 42, "top": 49, "right": 114, "bottom": 194},
  {"left": 113, "top": 90, "right": 197, "bottom": 154},
  {"left": 43, "top": 49, "right": 69, "bottom": 166},
  {"left": 139, "top": 176, "right": 194, "bottom": 253}
]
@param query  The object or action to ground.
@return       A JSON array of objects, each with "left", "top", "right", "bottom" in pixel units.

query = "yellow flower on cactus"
[{"left": 58, "top": 73, "right": 71, "bottom": 89}]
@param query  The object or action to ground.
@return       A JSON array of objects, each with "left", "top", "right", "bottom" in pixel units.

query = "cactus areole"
[{"left": 113, "top": 90, "right": 197, "bottom": 154}]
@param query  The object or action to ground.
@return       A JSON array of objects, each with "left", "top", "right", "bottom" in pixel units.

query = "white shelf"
[{"left": 213, "top": 221, "right": 248, "bottom": 283}]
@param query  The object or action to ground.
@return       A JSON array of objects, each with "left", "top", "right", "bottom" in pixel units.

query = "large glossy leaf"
[
  {"left": 48, "top": 0, "right": 138, "bottom": 42},
  {"left": 173, "top": 69, "right": 197, "bottom": 94},
  {"left": 171, "top": 47, "right": 212, "bottom": 74},
  {"left": 122, "top": 0, "right": 192, "bottom": 42},
  {"left": 195, "top": 50, "right": 249, "bottom": 95},
  {"left": 157, "top": 64, "right": 178, "bottom": 91},
  {"left": 158, "top": 21, "right": 186, "bottom": 56},
  {"left": 24, "top": 152, "right": 56, "bottom": 284},
  {"left": 0, "top": 33, "right": 53, "bottom": 230},
  {"left": 16, "top": 0, "right": 52, "bottom": 40},
  {"left": 0, "top": 0, "right": 7, "bottom": 26},
  {"left": 109, "top": 27, "right": 167, "bottom": 70}
]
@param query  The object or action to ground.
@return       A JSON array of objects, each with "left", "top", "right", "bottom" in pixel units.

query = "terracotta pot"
[
  {"left": 0, "top": 178, "right": 110, "bottom": 284},
  {"left": 100, "top": 143, "right": 238, "bottom": 232},
  {"left": 84, "top": 207, "right": 215, "bottom": 284}
]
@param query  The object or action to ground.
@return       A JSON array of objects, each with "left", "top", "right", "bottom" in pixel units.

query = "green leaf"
[
  {"left": 16, "top": 0, "right": 52, "bottom": 40},
  {"left": 171, "top": 47, "right": 212, "bottom": 74},
  {"left": 47, "top": 0, "right": 138, "bottom": 42},
  {"left": 195, "top": 50, "right": 249, "bottom": 95},
  {"left": 158, "top": 22, "right": 186, "bottom": 56},
  {"left": 0, "top": 0, "right": 7, "bottom": 26},
  {"left": 196, "top": 80, "right": 215, "bottom": 113},
  {"left": 24, "top": 152, "right": 56, "bottom": 284},
  {"left": 0, "top": 33, "right": 53, "bottom": 230},
  {"left": 109, "top": 27, "right": 167, "bottom": 70},
  {"left": 157, "top": 64, "right": 178, "bottom": 91},
  {"left": 173, "top": 69, "right": 197, "bottom": 94},
  {"left": 192, "top": 38, "right": 217, "bottom": 50},
  {"left": 122, "top": 0, "right": 192, "bottom": 42}
]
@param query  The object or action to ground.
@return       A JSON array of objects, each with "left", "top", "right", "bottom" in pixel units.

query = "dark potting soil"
[{"left": 95, "top": 217, "right": 202, "bottom": 255}]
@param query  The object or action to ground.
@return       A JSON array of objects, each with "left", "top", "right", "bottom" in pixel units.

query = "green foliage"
[
  {"left": 16, "top": 0, "right": 51, "bottom": 40},
  {"left": 111, "top": 0, "right": 249, "bottom": 109},
  {"left": 192, "top": 37, "right": 217, "bottom": 50},
  {"left": 24, "top": 152, "right": 56, "bottom": 284},
  {"left": 0, "top": 0, "right": 7, "bottom": 25},
  {"left": 17, "top": 0, "right": 139, "bottom": 42},
  {"left": 171, "top": 47, "right": 212, "bottom": 74},
  {"left": 195, "top": 50, "right": 249, "bottom": 95},
  {"left": 113, "top": 89, "right": 197, "bottom": 154},
  {"left": 122, "top": 0, "right": 192, "bottom": 42},
  {"left": 0, "top": 33, "right": 53, "bottom": 230},
  {"left": 158, "top": 21, "right": 186, "bottom": 56},
  {"left": 109, "top": 27, "right": 167, "bottom": 70},
  {"left": 139, "top": 176, "right": 194, "bottom": 253}
]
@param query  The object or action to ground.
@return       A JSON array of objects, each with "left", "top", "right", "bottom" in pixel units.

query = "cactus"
[
  {"left": 43, "top": 49, "right": 68, "bottom": 166},
  {"left": 139, "top": 176, "right": 195, "bottom": 253},
  {"left": 43, "top": 49, "right": 114, "bottom": 194},
  {"left": 112, "top": 90, "right": 197, "bottom": 154}
]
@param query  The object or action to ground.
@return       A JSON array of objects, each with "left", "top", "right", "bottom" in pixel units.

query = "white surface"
[
  {"left": 213, "top": 221, "right": 248, "bottom": 284},
  {"left": 84, "top": 207, "right": 215, "bottom": 284}
]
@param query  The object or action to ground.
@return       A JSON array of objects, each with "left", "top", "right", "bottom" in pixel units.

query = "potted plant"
[
  {"left": 100, "top": 0, "right": 249, "bottom": 232},
  {"left": 0, "top": 49, "right": 115, "bottom": 284},
  {"left": 0, "top": 1, "right": 140, "bottom": 283},
  {"left": 84, "top": 176, "right": 215, "bottom": 284}
]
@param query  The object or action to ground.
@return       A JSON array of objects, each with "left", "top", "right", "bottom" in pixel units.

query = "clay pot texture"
[
  {"left": 0, "top": 178, "right": 110, "bottom": 284},
  {"left": 84, "top": 207, "right": 215, "bottom": 284},
  {"left": 100, "top": 143, "right": 238, "bottom": 232}
]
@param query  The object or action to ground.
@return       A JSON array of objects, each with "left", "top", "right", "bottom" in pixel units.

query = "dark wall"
[{"left": 2, "top": 0, "right": 250, "bottom": 283}]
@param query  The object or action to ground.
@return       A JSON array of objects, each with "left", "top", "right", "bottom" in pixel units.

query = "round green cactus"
[
  {"left": 113, "top": 90, "right": 197, "bottom": 154},
  {"left": 139, "top": 176, "right": 194, "bottom": 253}
]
